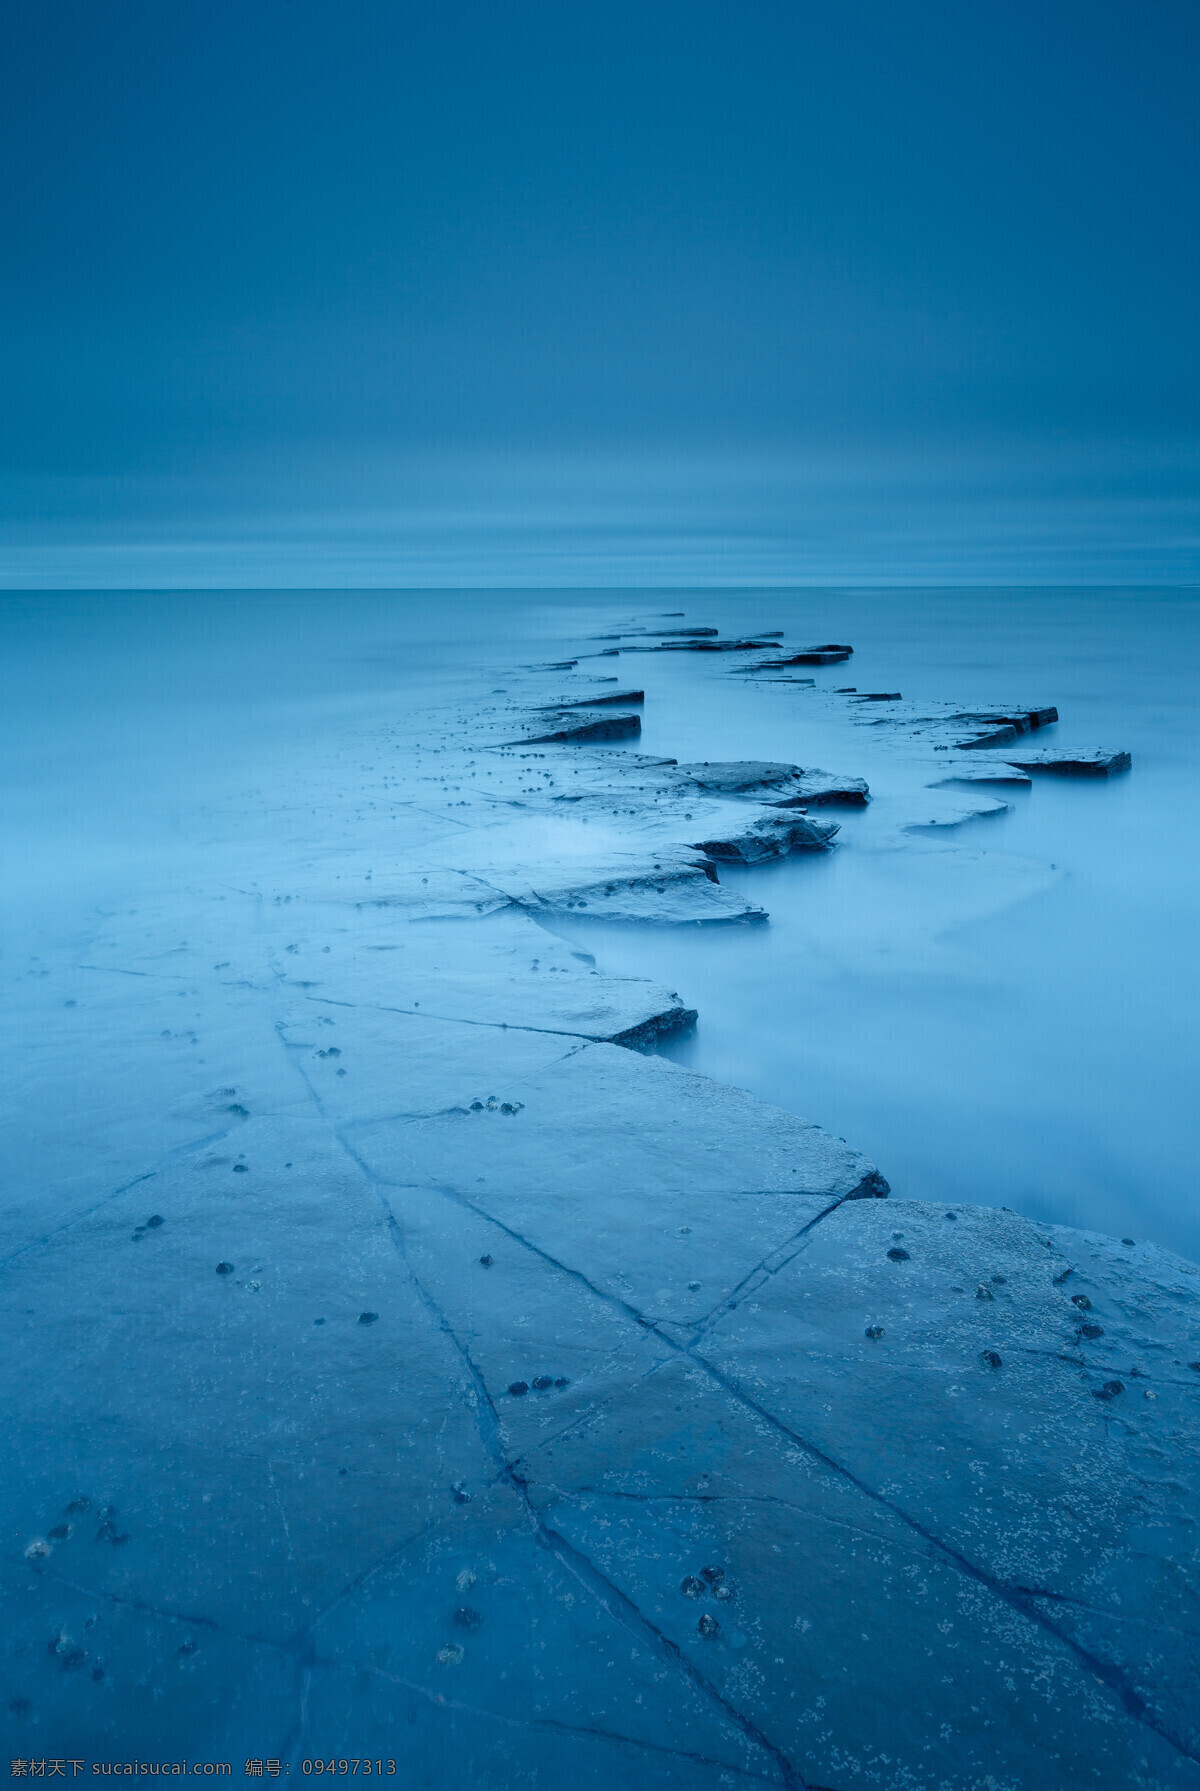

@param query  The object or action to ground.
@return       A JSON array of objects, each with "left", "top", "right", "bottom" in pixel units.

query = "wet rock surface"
[{"left": 3, "top": 617, "right": 1186, "bottom": 1789}]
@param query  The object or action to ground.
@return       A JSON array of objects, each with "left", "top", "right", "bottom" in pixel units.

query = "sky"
[{"left": 2, "top": 0, "right": 1198, "bottom": 584}]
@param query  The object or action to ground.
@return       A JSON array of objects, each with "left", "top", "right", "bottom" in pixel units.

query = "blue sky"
[{"left": 2, "top": 0, "right": 1197, "bottom": 583}]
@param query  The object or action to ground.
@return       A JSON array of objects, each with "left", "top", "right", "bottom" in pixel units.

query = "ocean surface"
[{"left": 3, "top": 586, "right": 1198, "bottom": 1261}]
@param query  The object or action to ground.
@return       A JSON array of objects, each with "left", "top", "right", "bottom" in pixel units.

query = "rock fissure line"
[
  {"left": 295, "top": 1512, "right": 452, "bottom": 1637},
  {"left": 503, "top": 1357, "right": 678, "bottom": 1478},
  {"left": 301, "top": 989, "right": 680, "bottom": 1048},
  {"left": 687, "top": 1195, "right": 857, "bottom": 1340},
  {"left": 276, "top": 1661, "right": 314, "bottom": 1772},
  {"left": 558, "top": 1484, "right": 936, "bottom": 1550},
  {"left": 689, "top": 1351, "right": 1200, "bottom": 1765},
  {"left": 288, "top": 1019, "right": 1199, "bottom": 1768},
  {"left": 345, "top": 1662, "right": 786, "bottom": 1785},
  {"left": 14, "top": 1561, "right": 283, "bottom": 1652},
  {"left": 358, "top": 1167, "right": 812, "bottom": 1791},
  {"left": 532, "top": 1518, "right": 807, "bottom": 1790},
  {"left": 374, "top": 1144, "right": 1197, "bottom": 1766},
  {"left": 420, "top": 1176, "right": 667, "bottom": 1338},
  {"left": 0, "top": 1170, "right": 161, "bottom": 1272}
]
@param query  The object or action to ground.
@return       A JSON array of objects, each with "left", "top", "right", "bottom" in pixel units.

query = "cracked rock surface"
[{"left": 2, "top": 631, "right": 1192, "bottom": 1788}]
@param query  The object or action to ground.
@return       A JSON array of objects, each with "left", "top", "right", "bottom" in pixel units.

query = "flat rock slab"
[
  {"left": 667, "top": 761, "right": 867, "bottom": 806},
  {"left": 521, "top": 1345, "right": 1195, "bottom": 1791},
  {"left": 748, "top": 645, "right": 853, "bottom": 666},
  {"left": 593, "top": 626, "right": 718, "bottom": 639},
  {"left": 1006, "top": 748, "right": 1133, "bottom": 776},
  {"left": 350, "top": 1041, "right": 885, "bottom": 1210},
  {"left": 290, "top": 867, "right": 515, "bottom": 916},
  {"left": 900, "top": 791, "right": 1011, "bottom": 830},
  {"left": 769, "top": 769, "right": 870, "bottom": 805},
  {"left": 953, "top": 706, "right": 1059, "bottom": 733},
  {"left": 690, "top": 808, "right": 839, "bottom": 862},
  {"left": 697, "top": 1198, "right": 1200, "bottom": 1778},
  {"left": 669, "top": 761, "right": 807, "bottom": 794},
  {"left": 511, "top": 713, "right": 643, "bottom": 745},
  {"left": 951, "top": 707, "right": 1060, "bottom": 748},
  {"left": 955, "top": 722, "right": 1027, "bottom": 748},
  {"left": 653, "top": 639, "right": 780, "bottom": 653},
  {"left": 271, "top": 909, "right": 695, "bottom": 1046},
  {"left": 461, "top": 854, "right": 766, "bottom": 925},
  {"left": 538, "top": 689, "right": 645, "bottom": 708},
  {"left": 932, "top": 763, "right": 1034, "bottom": 787}
]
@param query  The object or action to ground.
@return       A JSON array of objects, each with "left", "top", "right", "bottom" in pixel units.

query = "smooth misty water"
[{"left": 3, "top": 586, "right": 1199, "bottom": 1261}]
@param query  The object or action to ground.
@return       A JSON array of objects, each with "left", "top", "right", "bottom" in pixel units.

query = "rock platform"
[{"left": 2, "top": 633, "right": 1191, "bottom": 1788}]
